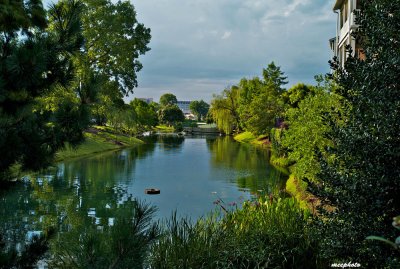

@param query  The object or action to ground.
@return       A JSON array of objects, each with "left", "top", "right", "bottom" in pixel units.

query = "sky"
[{"left": 45, "top": 0, "right": 337, "bottom": 103}]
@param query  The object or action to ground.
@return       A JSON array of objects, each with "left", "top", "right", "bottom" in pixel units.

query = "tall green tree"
[
  {"left": 0, "top": 0, "right": 89, "bottom": 179},
  {"left": 237, "top": 77, "right": 264, "bottom": 128},
  {"left": 210, "top": 86, "right": 241, "bottom": 134},
  {"left": 159, "top": 93, "right": 178, "bottom": 107},
  {"left": 189, "top": 100, "right": 209, "bottom": 121},
  {"left": 311, "top": 1, "right": 400, "bottom": 267},
  {"left": 262, "top": 61, "right": 288, "bottom": 94},
  {"left": 129, "top": 98, "right": 158, "bottom": 130},
  {"left": 281, "top": 78, "right": 341, "bottom": 183},
  {"left": 81, "top": 0, "right": 151, "bottom": 95},
  {"left": 238, "top": 62, "right": 287, "bottom": 135},
  {"left": 158, "top": 105, "right": 184, "bottom": 126},
  {"left": 76, "top": 0, "right": 151, "bottom": 126},
  {"left": 242, "top": 88, "right": 284, "bottom": 136}
]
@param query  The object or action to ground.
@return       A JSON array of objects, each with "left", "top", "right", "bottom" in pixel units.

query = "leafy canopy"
[
  {"left": 189, "top": 100, "right": 210, "bottom": 121},
  {"left": 159, "top": 93, "right": 178, "bottom": 107},
  {"left": 81, "top": 0, "right": 151, "bottom": 95},
  {"left": 0, "top": 0, "right": 89, "bottom": 178},
  {"left": 158, "top": 104, "right": 184, "bottom": 126}
]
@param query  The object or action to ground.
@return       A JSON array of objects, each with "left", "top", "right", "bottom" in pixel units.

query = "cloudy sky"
[
  {"left": 45, "top": 0, "right": 337, "bottom": 102},
  {"left": 128, "top": 0, "right": 336, "bottom": 103}
]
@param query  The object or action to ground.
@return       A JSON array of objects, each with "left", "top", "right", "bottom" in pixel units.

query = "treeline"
[
  {"left": 210, "top": 62, "right": 287, "bottom": 135},
  {"left": 209, "top": 0, "right": 400, "bottom": 267}
]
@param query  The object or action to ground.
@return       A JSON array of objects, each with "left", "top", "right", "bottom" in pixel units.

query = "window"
[{"left": 340, "top": 0, "right": 349, "bottom": 28}]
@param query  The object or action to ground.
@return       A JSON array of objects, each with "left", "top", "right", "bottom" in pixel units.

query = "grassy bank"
[
  {"left": 234, "top": 131, "right": 269, "bottom": 147},
  {"left": 285, "top": 175, "right": 311, "bottom": 210},
  {"left": 56, "top": 126, "right": 143, "bottom": 161},
  {"left": 286, "top": 175, "right": 334, "bottom": 214},
  {"left": 154, "top": 125, "right": 175, "bottom": 133}
]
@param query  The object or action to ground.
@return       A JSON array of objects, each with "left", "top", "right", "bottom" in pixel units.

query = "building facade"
[
  {"left": 137, "top": 98, "right": 153, "bottom": 104},
  {"left": 176, "top": 101, "right": 192, "bottom": 114},
  {"left": 331, "top": 0, "right": 364, "bottom": 65}
]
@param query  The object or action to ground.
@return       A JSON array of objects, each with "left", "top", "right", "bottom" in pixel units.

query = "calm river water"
[{"left": 0, "top": 135, "right": 286, "bottom": 248}]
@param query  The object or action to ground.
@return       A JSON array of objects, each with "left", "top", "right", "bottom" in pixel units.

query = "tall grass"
[{"left": 147, "top": 198, "right": 320, "bottom": 269}]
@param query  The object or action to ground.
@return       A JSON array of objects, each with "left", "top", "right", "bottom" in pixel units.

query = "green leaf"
[{"left": 366, "top": 236, "right": 398, "bottom": 249}]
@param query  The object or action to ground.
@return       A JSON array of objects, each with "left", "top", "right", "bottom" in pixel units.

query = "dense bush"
[{"left": 309, "top": 0, "right": 400, "bottom": 267}]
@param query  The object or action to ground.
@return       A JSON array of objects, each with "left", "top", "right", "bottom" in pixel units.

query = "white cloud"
[
  {"left": 284, "top": 0, "right": 311, "bottom": 17},
  {"left": 221, "top": 31, "right": 232, "bottom": 40}
]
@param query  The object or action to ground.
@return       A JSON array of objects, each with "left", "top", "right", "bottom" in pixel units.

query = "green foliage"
[
  {"left": 282, "top": 83, "right": 315, "bottom": 109},
  {"left": 366, "top": 216, "right": 400, "bottom": 253},
  {"left": 210, "top": 86, "right": 241, "bottom": 134},
  {"left": 159, "top": 93, "right": 178, "bottom": 107},
  {"left": 189, "top": 100, "right": 210, "bottom": 121},
  {"left": 237, "top": 63, "right": 286, "bottom": 136},
  {"left": 310, "top": 1, "right": 400, "bottom": 267},
  {"left": 173, "top": 122, "right": 183, "bottom": 132},
  {"left": 262, "top": 61, "right": 288, "bottom": 94},
  {"left": 242, "top": 87, "right": 283, "bottom": 135},
  {"left": 0, "top": 0, "right": 90, "bottom": 179},
  {"left": 0, "top": 0, "right": 47, "bottom": 34},
  {"left": 81, "top": 0, "right": 151, "bottom": 95},
  {"left": 210, "top": 62, "right": 287, "bottom": 136},
  {"left": 158, "top": 105, "right": 185, "bottom": 126},
  {"left": 281, "top": 79, "right": 341, "bottom": 182},
  {"left": 68, "top": 0, "right": 152, "bottom": 127},
  {"left": 148, "top": 198, "right": 320, "bottom": 269},
  {"left": 182, "top": 119, "right": 197, "bottom": 128},
  {"left": 129, "top": 98, "right": 158, "bottom": 131}
]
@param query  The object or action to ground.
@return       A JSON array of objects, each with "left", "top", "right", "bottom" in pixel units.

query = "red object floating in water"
[{"left": 145, "top": 188, "right": 160, "bottom": 195}]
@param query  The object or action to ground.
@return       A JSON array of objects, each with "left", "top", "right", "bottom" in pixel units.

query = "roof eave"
[{"left": 333, "top": 0, "right": 344, "bottom": 10}]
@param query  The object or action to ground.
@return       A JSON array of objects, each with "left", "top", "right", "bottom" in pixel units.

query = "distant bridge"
[{"left": 183, "top": 127, "right": 221, "bottom": 135}]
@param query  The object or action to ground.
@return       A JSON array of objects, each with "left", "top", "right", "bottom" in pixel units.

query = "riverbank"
[
  {"left": 233, "top": 131, "right": 319, "bottom": 211},
  {"left": 234, "top": 131, "right": 269, "bottom": 147},
  {"left": 56, "top": 126, "right": 144, "bottom": 161}
]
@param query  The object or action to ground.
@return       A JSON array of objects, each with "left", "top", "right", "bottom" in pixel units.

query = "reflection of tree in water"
[
  {"left": 236, "top": 173, "right": 286, "bottom": 196},
  {"left": 49, "top": 198, "right": 159, "bottom": 268},
  {"left": 0, "top": 143, "right": 157, "bottom": 257},
  {"left": 207, "top": 136, "right": 287, "bottom": 194},
  {"left": 155, "top": 135, "right": 185, "bottom": 151}
]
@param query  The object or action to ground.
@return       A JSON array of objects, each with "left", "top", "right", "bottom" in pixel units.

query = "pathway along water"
[{"left": 0, "top": 135, "right": 286, "bottom": 251}]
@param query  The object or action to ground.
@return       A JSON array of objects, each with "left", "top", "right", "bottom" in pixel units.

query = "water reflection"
[
  {"left": 0, "top": 135, "right": 286, "bottom": 254},
  {"left": 207, "top": 136, "right": 286, "bottom": 194}
]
